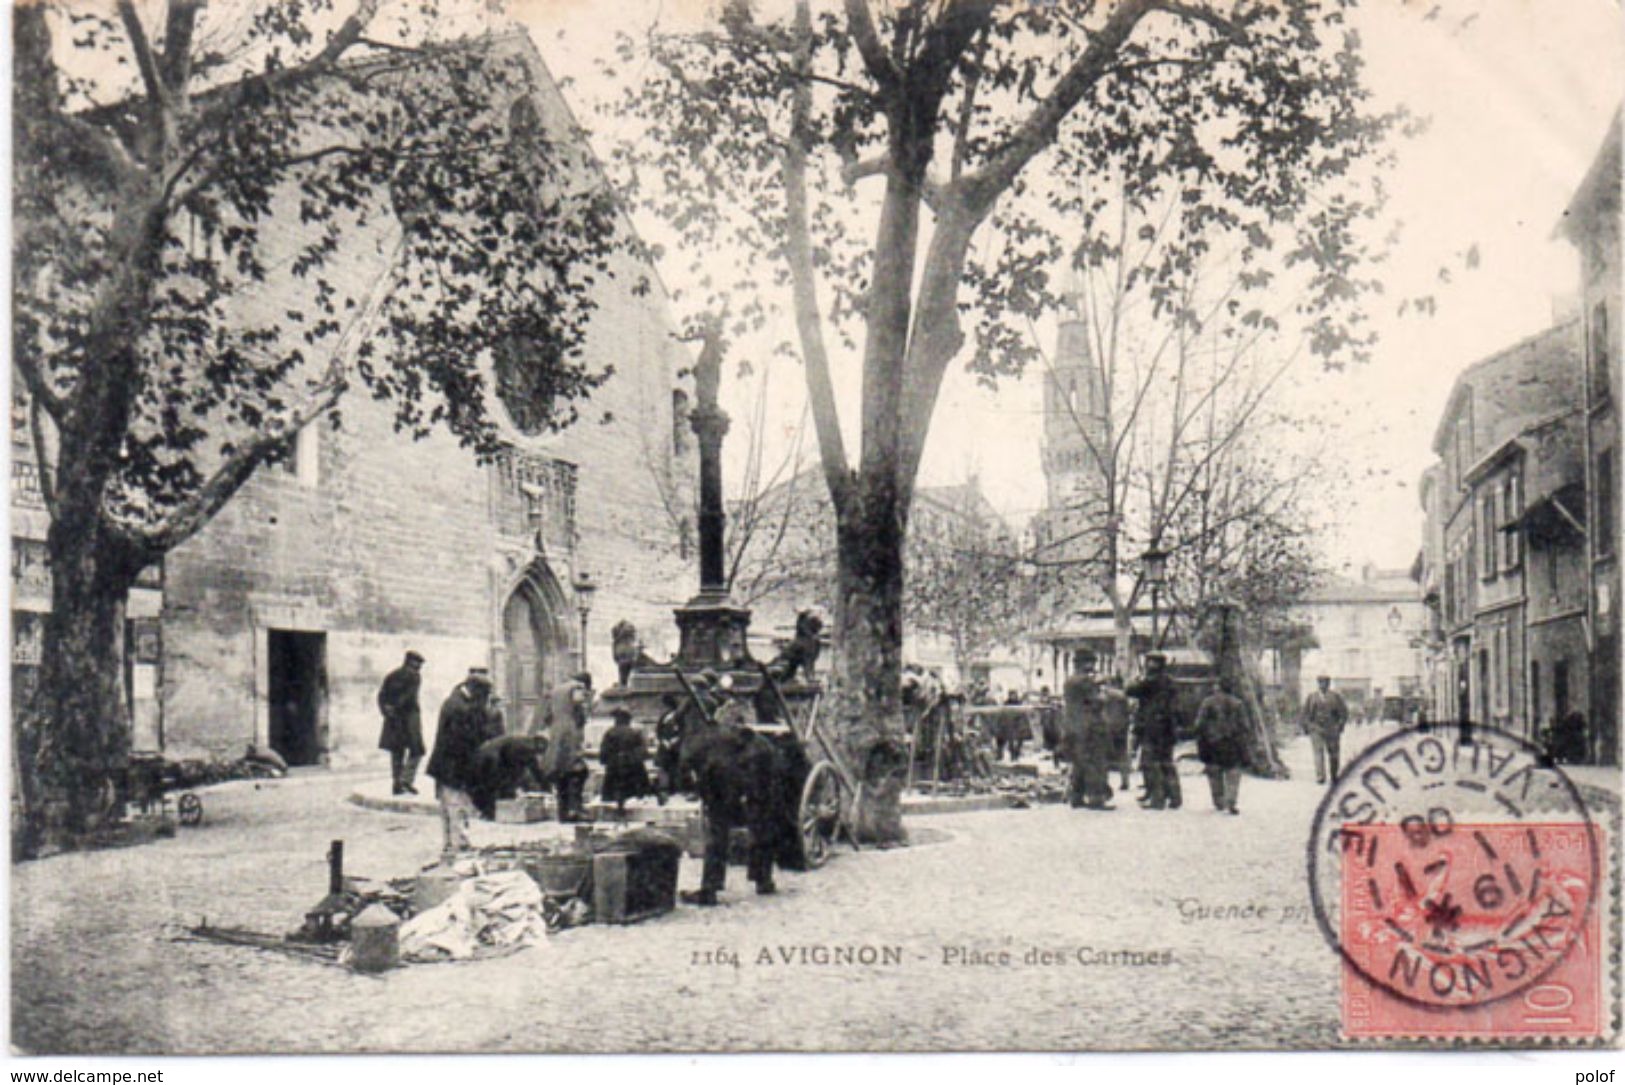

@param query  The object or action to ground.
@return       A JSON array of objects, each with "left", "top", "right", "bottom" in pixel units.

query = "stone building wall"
[{"left": 157, "top": 33, "right": 697, "bottom": 765}]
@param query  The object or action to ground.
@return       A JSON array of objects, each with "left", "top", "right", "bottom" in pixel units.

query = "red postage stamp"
[{"left": 1340, "top": 821, "right": 1604, "bottom": 1040}]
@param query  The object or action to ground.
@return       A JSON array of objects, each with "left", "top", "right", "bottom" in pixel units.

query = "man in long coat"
[
  {"left": 377, "top": 650, "right": 425, "bottom": 795},
  {"left": 680, "top": 687, "right": 803, "bottom": 905},
  {"left": 1127, "top": 653, "right": 1183, "bottom": 810},
  {"left": 543, "top": 672, "right": 593, "bottom": 823},
  {"left": 1195, "top": 677, "right": 1249, "bottom": 814},
  {"left": 426, "top": 667, "right": 500, "bottom": 857},
  {"left": 1301, "top": 675, "right": 1349, "bottom": 785},
  {"left": 599, "top": 707, "right": 652, "bottom": 817},
  {"left": 1062, "top": 672, "right": 1112, "bottom": 809}
]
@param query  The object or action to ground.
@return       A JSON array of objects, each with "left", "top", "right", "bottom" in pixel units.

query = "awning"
[{"left": 1501, "top": 483, "right": 1587, "bottom": 543}]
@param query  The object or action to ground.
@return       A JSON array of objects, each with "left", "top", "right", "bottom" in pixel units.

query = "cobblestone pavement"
[{"left": 5, "top": 725, "right": 1568, "bottom": 1053}]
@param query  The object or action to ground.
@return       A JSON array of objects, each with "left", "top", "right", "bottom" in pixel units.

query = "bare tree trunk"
[
  {"left": 832, "top": 476, "right": 908, "bottom": 843},
  {"left": 21, "top": 504, "right": 141, "bottom": 852}
]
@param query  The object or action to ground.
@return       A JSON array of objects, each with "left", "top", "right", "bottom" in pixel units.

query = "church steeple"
[{"left": 1034, "top": 271, "right": 1111, "bottom": 582}]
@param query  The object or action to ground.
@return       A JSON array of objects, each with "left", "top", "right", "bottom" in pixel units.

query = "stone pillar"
[
  {"left": 673, "top": 319, "right": 752, "bottom": 669},
  {"left": 690, "top": 328, "right": 730, "bottom": 594}
]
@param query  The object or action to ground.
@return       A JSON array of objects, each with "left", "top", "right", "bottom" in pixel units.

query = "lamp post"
[
  {"left": 573, "top": 570, "right": 597, "bottom": 673},
  {"left": 1141, "top": 546, "right": 1169, "bottom": 649}
]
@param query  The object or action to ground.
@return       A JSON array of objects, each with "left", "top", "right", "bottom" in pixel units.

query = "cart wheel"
[
  {"left": 798, "top": 762, "right": 843, "bottom": 870},
  {"left": 177, "top": 792, "right": 203, "bottom": 827}
]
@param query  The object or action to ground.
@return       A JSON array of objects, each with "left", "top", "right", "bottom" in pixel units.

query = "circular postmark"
[{"left": 1307, "top": 723, "right": 1599, "bottom": 1012}]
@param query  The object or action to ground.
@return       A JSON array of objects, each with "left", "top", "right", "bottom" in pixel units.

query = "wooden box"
[
  {"left": 592, "top": 846, "right": 680, "bottom": 925},
  {"left": 494, "top": 794, "right": 553, "bottom": 824}
]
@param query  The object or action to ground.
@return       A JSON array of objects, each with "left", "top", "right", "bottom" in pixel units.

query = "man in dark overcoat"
[
  {"left": 599, "top": 707, "right": 652, "bottom": 818},
  {"left": 680, "top": 688, "right": 802, "bottom": 906},
  {"left": 427, "top": 667, "right": 500, "bottom": 857},
  {"left": 377, "top": 650, "right": 425, "bottom": 795},
  {"left": 1195, "top": 676, "right": 1249, "bottom": 815},
  {"left": 1062, "top": 671, "right": 1113, "bottom": 808},
  {"left": 469, "top": 733, "right": 550, "bottom": 820},
  {"left": 1127, "top": 653, "right": 1183, "bottom": 810}
]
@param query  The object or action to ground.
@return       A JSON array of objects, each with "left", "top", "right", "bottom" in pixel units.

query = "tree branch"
[
  {"left": 190, "top": 0, "right": 383, "bottom": 139},
  {"left": 843, "top": 0, "right": 901, "bottom": 95},
  {"left": 117, "top": 0, "right": 170, "bottom": 114},
  {"left": 955, "top": 0, "right": 1157, "bottom": 211},
  {"left": 787, "top": 0, "right": 853, "bottom": 510},
  {"left": 13, "top": 351, "right": 67, "bottom": 421},
  {"left": 131, "top": 376, "right": 345, "bottom": 556},
  {"left": 1149, "top": 1, "right": 1244, "bottom": 42},
  {"left": 160, "top": 0, "right": 203, "bottom": 91}
]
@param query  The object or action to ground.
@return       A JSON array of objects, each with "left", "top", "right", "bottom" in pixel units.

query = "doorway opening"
[
  {"left": 268, "top": 630, "right": 327, "bottom": 766},
  {"left": 504, "top": 580, "right": 567, "bottom": 735}
]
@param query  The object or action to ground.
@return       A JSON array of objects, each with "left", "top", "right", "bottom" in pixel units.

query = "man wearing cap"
[
  {"left": 1127, "top": 653, "right": 1183, "bottom": 810},
  {"left": 427, "top": 667, "right": 501, "bottom": 856},
  {"left": 1301, "top": 675, "right": 1349, "bottom": 785},
  {"left": 377, "top": 651, "right": 425, "bottom": 796}
]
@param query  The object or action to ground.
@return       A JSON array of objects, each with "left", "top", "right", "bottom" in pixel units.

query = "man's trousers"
[
  {"left": 1205, "top": 766, "right": 1242, "bottom": 811},
  {"left": 390, "top": 748, "right": 421, "bottom": 792},
  {"left": 1309, "top": 729, "right": 1341, "bottom": 783},
  {"left": 1140, "top": 754, "right": 1182, "bottom": 808},
  {"left": 436, "top": 782, "right": 477, "bottom": 857}
]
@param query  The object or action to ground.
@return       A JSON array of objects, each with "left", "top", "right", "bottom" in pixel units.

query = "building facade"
[
  {"left": 10, "top": 32, "right": 699, "bottom": 767},
  {"left": 1418, "top": 322, "right": 1586, "bottom": 744},
  {"left": 1291, "top": 565, "right": 1428, "bottom": 717},
  {"left": 1558, "top": 109, "right": 1622, "bottom": 765}
]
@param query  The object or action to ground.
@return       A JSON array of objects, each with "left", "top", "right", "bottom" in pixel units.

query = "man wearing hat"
[
  {"left": 377, "top": 650, "right": 426, "bottom": 795},
  {"left": 599, "top": 707, "right": 652, "bottom": 819},
  {"left": 427, "top": 667, "right": 501, "bottom": 856},
  {"left": 1127, "top": 653, "right": 1183, "bottom": 810},
  {"left": 1301, "top": 675, "right": 1349, "bottom": 785}
]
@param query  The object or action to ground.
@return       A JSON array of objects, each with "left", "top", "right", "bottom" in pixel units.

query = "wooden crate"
[
  {"left": 592, "top": 846, "right": 680, "bottom": 925},
  {"left": 494, "top": 794, "right": 553, "bottom": 824}
]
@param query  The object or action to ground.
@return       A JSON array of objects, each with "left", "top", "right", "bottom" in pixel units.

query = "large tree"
[
  {"left": 606, "top": 0, "right": 1399, "bottom": 838},
  {"left": 1032, "top": 193, "right": 1340, "bottom": 676},
  {"left": 13, "top": 1, "right": 618, "bottom": 846}
]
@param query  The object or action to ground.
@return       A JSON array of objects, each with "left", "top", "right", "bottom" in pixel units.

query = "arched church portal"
[{"left": 502, "top": 568, "right": 571, "bottom": 734}]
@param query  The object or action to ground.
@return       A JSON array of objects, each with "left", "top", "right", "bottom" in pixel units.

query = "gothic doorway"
[{"left": 503, "top": 575, "right": 569, "bottom": 735}]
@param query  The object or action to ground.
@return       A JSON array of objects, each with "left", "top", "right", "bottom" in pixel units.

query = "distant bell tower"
[{"left": 1038, "top": 278, "right": 1107, "bottom": 565}]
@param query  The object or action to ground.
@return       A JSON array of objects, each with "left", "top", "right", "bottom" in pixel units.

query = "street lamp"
[
  {"left": 1141, "top": 546, "right": 1169, "bottom": 649},
  {"left": 573, "top": 570, "right": 597, "bottom": 673}
]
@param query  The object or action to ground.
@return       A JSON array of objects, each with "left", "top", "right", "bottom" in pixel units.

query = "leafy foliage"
[
  {"left": 15, "top": 1, "right": 620, "bottom": 557},
  {"left": 600, "top": 0, "right": 1401, "bottom": 667},
  {"left": 12, "top": 0, "right": 621, "bottom": 839}
]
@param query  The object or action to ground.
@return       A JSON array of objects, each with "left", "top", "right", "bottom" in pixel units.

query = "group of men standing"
[
  {"left": 1061, "top": 652, "right": 1186, "bottom": 812},
  {"left": 376, "top": 652, "right": 631, "bottom": 859},
  {"left": 1059, "top": 655, "right": 1356, "bottom": 817}
]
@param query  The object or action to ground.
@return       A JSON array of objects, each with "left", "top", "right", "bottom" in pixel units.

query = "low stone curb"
[{"left": 346, "top": 788, "right": 1025, "bottom": 819}]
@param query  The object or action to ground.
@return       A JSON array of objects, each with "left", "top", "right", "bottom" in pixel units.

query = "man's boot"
[{"left": 681, "top": 888, "right": 720, "bottom": 906}]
